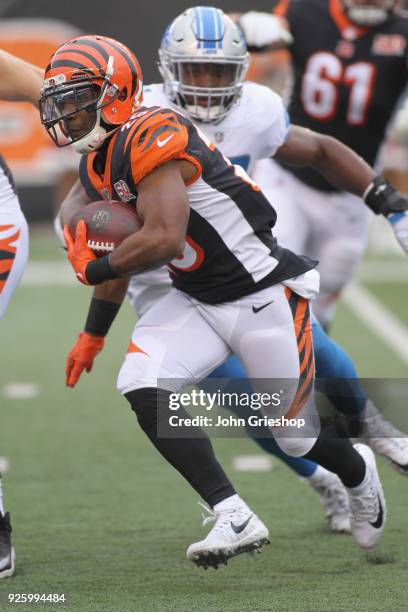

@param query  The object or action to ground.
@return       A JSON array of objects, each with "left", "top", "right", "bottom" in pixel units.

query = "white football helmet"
[
  {"left": 158, "top": 6, "right": 250, "bottom": 123},
  {"left": 343, "top": 0, "right": 398, "bottom": 26}
]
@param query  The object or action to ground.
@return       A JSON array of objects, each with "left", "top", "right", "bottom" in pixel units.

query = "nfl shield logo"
[
  {"left": 114, "top": 180, "right": 136, "bottom": 202},
  {"left": 91, "top": 210, "right": 110, "bottom": 231}
]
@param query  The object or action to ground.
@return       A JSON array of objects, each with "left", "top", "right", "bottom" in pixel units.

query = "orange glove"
[
  {"left": 66, "top": 332, "right": 105, "bottom": 387},
  {"left": 63, "top": 220, "right": 97, "bottom": 285}
]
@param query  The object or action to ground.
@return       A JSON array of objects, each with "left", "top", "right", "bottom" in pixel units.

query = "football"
[{"left": 69, "top": 200, "right": 142, "bottom": 256}]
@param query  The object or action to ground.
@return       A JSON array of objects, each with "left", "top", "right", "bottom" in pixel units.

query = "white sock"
[
  {"left": 306, "top": 465, "right": 334, "bottom": 486},
  {"left": 213, "top": 494, "right": 250, "bottom": 514},
  {"left": 0, "top": 478, "right": 4, "bottom": 516}
]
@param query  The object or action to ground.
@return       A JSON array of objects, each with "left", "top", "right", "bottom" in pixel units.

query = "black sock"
[
  {"left": 125, "top": 388, "right": 236, "bottom": 507},
  {"left": 303, "top": 421, "right": 366, "bottom": 487}
]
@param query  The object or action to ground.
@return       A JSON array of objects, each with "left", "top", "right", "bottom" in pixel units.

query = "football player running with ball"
[
  {"left": 55, "top": 7, "right": 408, "bottom": 536},
  {"left": 41, "top": 31, "right": 407, "bottom": 567},
  {"left": 0, "top": 49, "right": 43, "bottom": 578}
]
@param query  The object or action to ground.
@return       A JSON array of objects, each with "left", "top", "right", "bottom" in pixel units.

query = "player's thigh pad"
[
  {"left": 0, "top": 207, "right": 29, "bottom": 320},
  {"left": 117, "top": 288, "right": 230, "bottom": 395},
  {"left": 195, "top": 283, "right": 320, "bottom": 455},
  {"left": 252, "top": 159, "right": 309, "bottom": 253}
]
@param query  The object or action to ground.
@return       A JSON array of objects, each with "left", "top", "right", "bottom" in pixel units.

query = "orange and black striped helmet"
[{"left": 40, "top": 35, "right": 143, "bottom": 154}]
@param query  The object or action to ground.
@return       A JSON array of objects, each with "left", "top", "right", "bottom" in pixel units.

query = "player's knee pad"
[
  {"left": 117, "top": 352, "right": 158, "bottom": 396},
  {"left": 273, "top": 435, "right": 318, "bottom": 457},
  {"left": 117, "top": 334, "right": 189, "bottom": 396}
]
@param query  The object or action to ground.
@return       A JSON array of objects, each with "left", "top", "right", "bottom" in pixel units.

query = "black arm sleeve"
[{"left": 84, "top": 297, "right": 121, "bottom": 337}]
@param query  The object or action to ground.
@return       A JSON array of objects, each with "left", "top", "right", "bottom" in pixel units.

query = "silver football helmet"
[
  {"left": 158, "top": 6, "right": 250, "bottom": 123},
  {"left": 343, "top": 0, "right": 397, "bottom": 26}
]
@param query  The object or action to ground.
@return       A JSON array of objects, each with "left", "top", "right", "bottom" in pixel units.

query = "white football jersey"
[{"left": 142, "top": 81, "right": 289, "bottom": 175}]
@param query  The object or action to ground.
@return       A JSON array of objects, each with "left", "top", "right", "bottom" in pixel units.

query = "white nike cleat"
[
  {"left": 348, "top": 444, "right": 386, "bottom": 549},
  {"left": 186, "top": 502, "right": 270, "bottom": 569},
  {"left": 361, "top": 401, "right": 408, "bottom": 474},
  {"left": 305, "top": 467, "right": 351, "bottom": 534}
]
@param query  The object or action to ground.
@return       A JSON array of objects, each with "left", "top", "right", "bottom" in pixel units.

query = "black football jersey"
[
  {"left": 274, "top": 0, "right": 408, "bottom": 191},
  {"left": 79, "top": 106, "right": 315, "bottom": 303}
]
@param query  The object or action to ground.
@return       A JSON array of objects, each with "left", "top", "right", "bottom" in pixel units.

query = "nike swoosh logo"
[
  {"left": 231, "top": 514, "right": 253, "bottom": 534},
  {"left": 252, "top": 301, "right": 274, "bottom": 314},
  {"left": 157, "top": 133, "right": 175, "bottom": 148},
  {"left": 369, "top": 495, "right": 384, "bottom": 529}
]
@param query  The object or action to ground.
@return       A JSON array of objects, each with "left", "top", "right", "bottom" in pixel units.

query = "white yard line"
[
  {"left": 343, "top": 283, "right": 408, "bottom": 364},
  {"left": 232, "top": 455, "right": 273, "bottom": 472},
  {"left": 2, "top": 382, "right": 40, "bottom": 399},
  {"left": 21, "top": 261, "right": 74, "bottom": 286},
  {"left": 357, "top": 260, "right": 408, "bottom": 282},
  {"left": 0, "top": 457, "right": 10, "bottom": 473}
]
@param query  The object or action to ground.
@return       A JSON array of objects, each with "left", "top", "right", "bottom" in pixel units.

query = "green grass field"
[{"left": 1, "top": 227, "right": 408, "bottom": 611}]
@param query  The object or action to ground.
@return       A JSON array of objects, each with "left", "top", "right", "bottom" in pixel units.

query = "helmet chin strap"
[
  {"left": 72, "top": 125, "right": 106, "bottom": 154},
  {"left": 72, "top": 122, "right": 121, "bottom": 154}
]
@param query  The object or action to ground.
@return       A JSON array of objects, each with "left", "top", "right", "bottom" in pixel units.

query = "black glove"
[{"left": 364, "top": 176, "right": 408, "bottom": 217}]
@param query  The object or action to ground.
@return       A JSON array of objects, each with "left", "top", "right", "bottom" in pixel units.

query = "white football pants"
[{"left": 118, "top": 280, "right": 320, "bottom": 457}]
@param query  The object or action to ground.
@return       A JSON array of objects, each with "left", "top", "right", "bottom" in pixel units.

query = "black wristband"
[
  {"left": 363, "top": 176, "right": 408, "bottom": 217},
  {"left": 84, "top": 298, "right": 121, "bottom": 337},
  {"left": 85, "top": 255, "right": 118, "bottom": 285}
]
